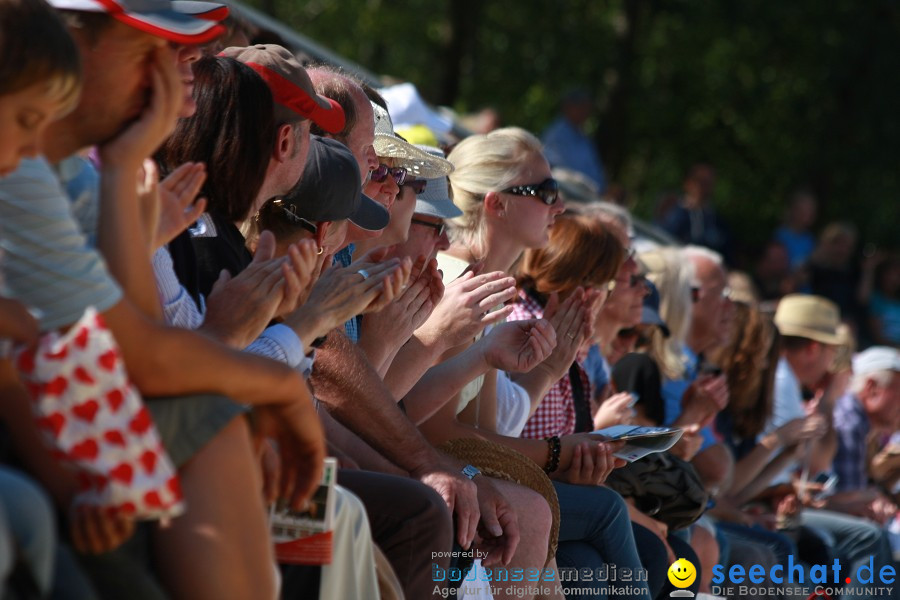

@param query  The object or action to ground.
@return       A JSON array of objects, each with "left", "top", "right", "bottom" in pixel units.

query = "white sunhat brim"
[{"left": 374, "top": 133, "right": 454, "bottom": 179}]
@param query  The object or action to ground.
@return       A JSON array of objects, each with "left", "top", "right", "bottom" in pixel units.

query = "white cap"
[{"left": 853, "top": 346, "right": 900, "bottom": 376}]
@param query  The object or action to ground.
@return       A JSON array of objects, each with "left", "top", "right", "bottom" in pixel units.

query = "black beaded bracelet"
[{"left": 543, "top": 435, "right": 561, "bottom": 474}]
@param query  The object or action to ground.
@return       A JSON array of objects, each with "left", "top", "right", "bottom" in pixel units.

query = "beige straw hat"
[
  {"left": 773, "top": 294, "right": 842, "bottom": 345},
  {"left": 372, "top": 103, "right": 454, "bottom": 179}
]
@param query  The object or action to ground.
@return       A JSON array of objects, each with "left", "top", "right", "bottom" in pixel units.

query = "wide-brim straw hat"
[
  {"left": 372, "top": 103, "right": 454, "bottom": 179},
  {"left": 773, "top": 294, "right": 842, "bottom": 345}
]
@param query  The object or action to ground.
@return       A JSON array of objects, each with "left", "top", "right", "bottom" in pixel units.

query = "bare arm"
[
  {"left": 318, "top": 409, "right": 406, "bottom": 476},
  {"left": 96, "top": 46, "right": 184, "bottom": 321},
  {"left": 309, "top": 329, "right": 481, "bottom": 548}
]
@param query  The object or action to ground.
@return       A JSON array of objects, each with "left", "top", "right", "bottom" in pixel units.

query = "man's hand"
[
  {"left": 775, "top": 415, "right": 828, "bottom": 447},
  {"left": 359, "top": 256, "right": 441, "bottom": 353},
  {"left": 98, "top": 45, "right": 183, "bottom": 169},
  {"left": 253, "top": 395, "right": 326, "bottom": 511},
  {"left": 472, "top": 477, "right": 520, "bottom": 567},
  {"left": 284, "top": 258, "right": 409, "bottom": 345},
  {"left": 416, "top": 271, "right": 517, "bottom": 351},
  {"left": 478, "top": 318, "right": 557, "bottom": 372},
  {"left": 416, "top": 467, "right": 480, "bottom": 549}
]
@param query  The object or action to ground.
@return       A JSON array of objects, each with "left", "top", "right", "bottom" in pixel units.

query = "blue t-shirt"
[
  {"left": 870, "top": 291, "right": 900, "bottom": 345},
  {"left": 774, "top": 226, "right": 815, "bottom": 270}
]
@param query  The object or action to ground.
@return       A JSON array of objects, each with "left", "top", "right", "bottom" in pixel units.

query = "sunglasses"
[
  {"left": 410, "top": 218, "right": 446, "bottom": 237},
  {"left": 371, "top": 163, "right": 409, "bottom": 186},
  {"left": 609, "top": 273, "right": 645, "bottom": 293},
  {"left": 402, "top": 179, "right": 428, "bottom": 194},
  {"left": 269, "top": 199, "right": 318, "bottom": 234},
  {"left": 500, "top": 177, "right": 560, "bottom": 205}
]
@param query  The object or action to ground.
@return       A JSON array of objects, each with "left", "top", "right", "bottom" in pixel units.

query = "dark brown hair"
[
  {"left": 517, "top": 214, "right": 624, "bottom": 297},
  {"left": 158, "top": 56, "right": 275, "bottom": 222},
  {"left": 714, "top": 303, "right": 779, "bottom": 439},
  {"left": 1, "top": 0, "right": 81, "bottom": 108}
]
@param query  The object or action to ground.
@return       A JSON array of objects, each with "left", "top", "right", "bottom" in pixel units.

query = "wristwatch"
[{"left": 461, "top": 464, "right": 481, "bottom": 480}]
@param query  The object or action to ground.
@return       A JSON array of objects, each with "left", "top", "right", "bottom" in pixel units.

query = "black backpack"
[{"left": 605, "top": 451, "right": 709, "bottom": 531}]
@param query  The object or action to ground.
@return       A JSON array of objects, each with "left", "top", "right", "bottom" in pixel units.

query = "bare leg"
[
  {"left": 488, "top": 480, "right": 552, "bottom": 600},
  {"left": 690, "top": 524, "right": 719, "bottom": 594},
  {"left": 535, "top": 557, "right": 566, "bottom": 600},
  {"left": 153, "top": 418, "right": 276, "bottom": 600}
]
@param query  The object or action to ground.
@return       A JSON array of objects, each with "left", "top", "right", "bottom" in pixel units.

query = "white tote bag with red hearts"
[{"left": 15, "top": 307, "right": 183, "bottom": 520}]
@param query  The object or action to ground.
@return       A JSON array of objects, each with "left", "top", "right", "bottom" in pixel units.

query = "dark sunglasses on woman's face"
[
  {"left": 500, "top": 177, "right": 560, "bottom": 205},
  {"left": 371, "top": 163, "right": 409, "bottom": 186},
  {"left": 402, "top": 179, "right": 428, "bottom": 194}
]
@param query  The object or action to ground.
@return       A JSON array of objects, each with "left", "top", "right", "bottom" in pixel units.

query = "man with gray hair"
[{"left": 829, "top": 347, "right": 900, "bottom": 521}]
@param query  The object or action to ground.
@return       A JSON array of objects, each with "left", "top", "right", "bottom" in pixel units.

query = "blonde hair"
[
  {"left": 1, "top": 0, "right": 81, "bottom": 115},
  {"left": 446, "top": 127, "right": 543, "bottom": 255},
  {"left": 639, "top": 247, "right": 695, "bottom": 379}
]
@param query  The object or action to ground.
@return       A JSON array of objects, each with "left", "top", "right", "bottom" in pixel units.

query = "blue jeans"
[
  {"left": 553, "top": 483, "right": 652, "bottom": 600},
  {"left": 801, "top": 508, "right": 895, "bottom": 600},
  {"left": 0, "top": 467, "right": 56, "bottom": 594}
]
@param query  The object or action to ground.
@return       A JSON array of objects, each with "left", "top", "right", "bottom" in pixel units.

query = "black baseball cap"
[{"left": 283, "top": 136, "right": 389, "bottom": 231}]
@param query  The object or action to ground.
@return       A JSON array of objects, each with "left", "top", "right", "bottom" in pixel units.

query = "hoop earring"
[{"left": 317, "top": 246, "right": 324, "bottom": 255}]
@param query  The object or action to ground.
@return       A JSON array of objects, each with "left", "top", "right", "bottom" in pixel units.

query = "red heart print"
[
  {"left": 98, "top": 350, "right": 117, "bottom": 371},
  {"left": 139, "top": 450, "right": 157, "bottom": 475},
  {"left": 110, "top": 463, "right": 133, "bottom": 485},
  {"left": 73, "top": 367, "right": 96, "bottom": 385},
  {"left": 37, "top": 413, "right": 66, "bottom": 437},
  {"left": 95, "top": 313, "right": 108, "bottom": 330},
  {"left": 16, "top": 351, "right": 35, "bottom": 375},
  {"left": 73, "top": 400, "right": 99, "bottom": 423},
  {"left": 44, "top": 376, "right": 68, "bottom": 396},
  {"left": 144, "top": 490, "right": 163, "bottom": 508},
  {"left": 167, "top": 476, "right": 182, "bottom": 498},
  {"left": 70, "top": 439, "right": 99, "bottom": 461},
  {"left": 74, "top": 327, "right": 89, "bottom": 349},
  {"left": 129, "top": 408, "right": 152, "bottom": 435},
  {"left": 106, "top": 389, "right": 124, "bottom": 413},
  {"left": 103, "top": 430, "right": 126, "bottom": 446},
  {"left": 44, "top": 345, "right": 68, "bottom": 361}
]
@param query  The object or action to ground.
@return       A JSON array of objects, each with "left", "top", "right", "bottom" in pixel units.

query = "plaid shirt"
[
  {"left": 509, "top": 289, "right": 591, "bottom": 439},
  {"left": 832, "top": 392, "right": 870, "bottom": 492}
]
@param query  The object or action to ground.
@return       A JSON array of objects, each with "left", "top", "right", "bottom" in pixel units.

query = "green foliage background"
[{"left": 249, "top": 0, "right": 900, "bottom": 262}]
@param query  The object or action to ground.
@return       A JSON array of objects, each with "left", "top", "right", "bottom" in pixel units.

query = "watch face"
[{"left": 462, "top": 465, "right": 480, "bottom": 479}]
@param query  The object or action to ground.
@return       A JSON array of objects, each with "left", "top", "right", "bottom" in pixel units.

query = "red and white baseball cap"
[
  {"left": 220, "top": 44, "right": 345, "bottom": 133},
  {"left": 49, "top": 0, "right": 228, "bottom": 45}
]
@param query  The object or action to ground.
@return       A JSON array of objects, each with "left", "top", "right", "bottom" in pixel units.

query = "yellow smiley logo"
[{"left": 667, "top": 558, "right": 697, "bottom": 589}]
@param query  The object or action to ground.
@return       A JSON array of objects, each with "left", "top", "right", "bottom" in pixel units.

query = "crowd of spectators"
[{"left": 0, "top": 1, "right": 897, "bottom": 600}]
